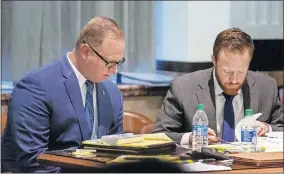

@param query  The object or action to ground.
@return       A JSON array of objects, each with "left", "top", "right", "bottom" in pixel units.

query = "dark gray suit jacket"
[{"left": 152, "top": 68, "right": 284, "bottom": 142}]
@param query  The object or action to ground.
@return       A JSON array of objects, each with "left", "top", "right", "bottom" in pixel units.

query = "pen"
[{"left": 216, "top": 137, "right": 242, "bottom": 146}]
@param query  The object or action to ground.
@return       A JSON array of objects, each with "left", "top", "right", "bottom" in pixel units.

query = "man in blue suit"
[{"left": 2, "top": 16, "right": 125, "bottom": 172}]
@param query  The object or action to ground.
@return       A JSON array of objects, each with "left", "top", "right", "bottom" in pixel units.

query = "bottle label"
[
  {"left": 241, "top": 128, "right": 257, "bottom": 144},
  {"left": 192, "top": 125, "right": 202, "bottom": 136},
  {"left": 201, "top": 125, "right": 208, "bottom": 137},
  {"left": 192, "top": 125, "right": 208, "bottom": 137}
]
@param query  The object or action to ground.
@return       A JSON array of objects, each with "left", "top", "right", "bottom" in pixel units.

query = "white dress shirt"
[
  {"left": 213, "top": 70, "right": 244, "bottom": 138},
  {"left": 67, "top": 52, "right": 98, "bottom": 139},
  {"left": 180, "top": 69, "right": 271, "bottom": 145}
]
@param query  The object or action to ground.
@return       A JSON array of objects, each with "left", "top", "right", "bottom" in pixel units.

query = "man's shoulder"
[
  {"left": 14, "top": 59, "right": 61, "bottom": 90},
  {"left": 103, "top": 79, "right": 118, "bottom": 87},
  {"left": 102, "top": 79, "right": 121, "bottom": 93},
  {"left": 247, "top": 70, "right": 276, "bottom": 84},
  {"left": 22, "top": 59, "right": 60, "bottom": 80}
]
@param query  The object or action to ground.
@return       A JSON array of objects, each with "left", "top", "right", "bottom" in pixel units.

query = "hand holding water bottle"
[{"left": 189, "top": 127, "right": 218, "bottom": 144}]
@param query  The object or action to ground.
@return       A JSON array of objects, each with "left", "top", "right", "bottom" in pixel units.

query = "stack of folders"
[
  {"left": 81, "top": 133, "right": 177, "bottom": 155},
  {"left": 229, "top": 152, "right": 284, "bottom": 167}
]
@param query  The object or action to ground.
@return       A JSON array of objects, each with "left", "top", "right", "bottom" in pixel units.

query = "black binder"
[{"left": 81, "top": 141, "right": 178, "bottom": 155}]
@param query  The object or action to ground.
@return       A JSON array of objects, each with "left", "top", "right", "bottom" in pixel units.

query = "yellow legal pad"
[
  {"left": 205, "top": 143, "right": 242, "bottom": 153},
  {"left": 81, "top": 133, "right": 177, "bottom": 155},
  {"left": 107, "top": 155, "right": 181, "bottom": 164},
  {"left": 82, "top": 133, "right": 173, "bottom": 148}
]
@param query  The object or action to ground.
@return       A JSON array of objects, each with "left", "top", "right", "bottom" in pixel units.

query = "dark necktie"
[
  {"left": 222, "top": 92, "right": 235, "bottom": 142},
  {"left": 84, "top": 80, "right": 94, "bottom": 132}
]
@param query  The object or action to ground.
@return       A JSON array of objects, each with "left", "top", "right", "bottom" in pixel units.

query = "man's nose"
[
  {"left": 109, "top": 65, "right": 118, "bottom": 74},
  {"left": 230, "top": 72, "right": 239, "bottom": 84}
]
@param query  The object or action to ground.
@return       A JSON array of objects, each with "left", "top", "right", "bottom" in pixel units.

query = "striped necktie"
[{"left": 84, "top": 80, "right": 94, "bottom": 132}]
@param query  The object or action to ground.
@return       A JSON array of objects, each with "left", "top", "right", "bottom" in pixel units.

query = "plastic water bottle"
[
  {"left": 241, "top": 109, "right": 257, "bottom": 152},
  {"left": 192, "top": 104, "right": 208, "bottom": 151}
]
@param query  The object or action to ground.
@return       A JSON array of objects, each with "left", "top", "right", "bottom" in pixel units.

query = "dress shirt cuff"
[
  {"left": 180, "top": 132, "right": 192, "bottom": 145},
  {"left": 267, "top": 124, "right": 273, "bottom": 132},
  {"left": 261, "top": 122, "right": 273, "bottom": 133}
]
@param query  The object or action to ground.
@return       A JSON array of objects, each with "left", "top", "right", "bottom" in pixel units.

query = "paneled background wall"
[
  {"left": 231, "top": 1, "right": 283, "bottom": 39},
  {"left": 156, "top": 1, "right": 283, "bottom": 85}
]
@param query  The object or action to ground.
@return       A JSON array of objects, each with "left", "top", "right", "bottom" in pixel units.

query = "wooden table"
[{"left": 37, "top": 153, "right": 284, "bottom": 173}]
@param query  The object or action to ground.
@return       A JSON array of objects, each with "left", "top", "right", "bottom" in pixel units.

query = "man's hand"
[
  {"left": 208, "top": 127, "right": 218, "bottom": 143},
  {"left": 188, "top": 127, "right": 218, "bottom": 145},
  {"left": 257, "top": 121, "right": 270, "bottom": 136}
]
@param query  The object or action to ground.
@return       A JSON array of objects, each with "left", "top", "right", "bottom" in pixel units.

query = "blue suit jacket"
[{"left": 1, "top": 55, "right": 123, "bottom": 172}]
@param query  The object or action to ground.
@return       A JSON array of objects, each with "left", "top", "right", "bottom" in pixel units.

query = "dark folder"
[{"left": 81, "top": 141, "right": 178, "bottom": 155}]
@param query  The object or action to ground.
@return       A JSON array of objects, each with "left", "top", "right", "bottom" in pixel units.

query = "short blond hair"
[
  {"left": 213, "top": 28, "right": 254, "bottom": 60},
  {"left": 75, "top": 16, "right": 124, "bottom": 50}
]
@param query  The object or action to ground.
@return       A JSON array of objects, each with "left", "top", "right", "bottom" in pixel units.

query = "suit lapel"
[
  {"left": 242, "top": 80, "right": 250, "bottom": 110},
  {"left": 196, "top": 69, "right": 217, "bottom": 132},
  {"left": 243, "top": 73, "right": 258, "bottom": 114},
  {"left": 96, "top": 83, "right": 114, "bottom": 138},
  {"left": 195, "top": 70, "right": 258, "bottom": 133},
  {"left": 60, "top": 55, "right": 91, "bottom": 140}
]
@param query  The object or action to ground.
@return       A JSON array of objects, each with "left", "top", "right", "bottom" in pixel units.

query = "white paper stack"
[{"left": 181, "top": 162, "right": 232, "bottom": 172}]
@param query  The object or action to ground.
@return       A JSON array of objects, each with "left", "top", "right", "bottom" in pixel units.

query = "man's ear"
[
  {"left": 80, "top": 44, "right": 89, "bottom": 61},
  {"left": 211, "top": 54, "right": 216, "bottom": 66}
]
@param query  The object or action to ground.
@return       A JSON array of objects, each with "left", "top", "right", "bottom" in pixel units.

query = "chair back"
[
  {"left": 1, "top": 113, "right": 7, "bottom": 136},
  {"left": 123, "top": 111, "right": 153, "bottom": 134}
]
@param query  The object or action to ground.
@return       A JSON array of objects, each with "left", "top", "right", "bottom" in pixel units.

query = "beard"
[{"left": 215, "top": 69, "right": 246, "bottom": 96}]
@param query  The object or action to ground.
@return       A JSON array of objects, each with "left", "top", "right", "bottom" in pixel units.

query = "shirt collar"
[
  {"left": 213, "top": 68, "right": 242, "bottom": 95},
  {"left": 66, "top": 52, "right": 87, "bottom": 89}
]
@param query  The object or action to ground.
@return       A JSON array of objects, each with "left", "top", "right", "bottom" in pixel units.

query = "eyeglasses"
[{"left": 82, "top": 40, "right": 125, "bottom": 69}]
